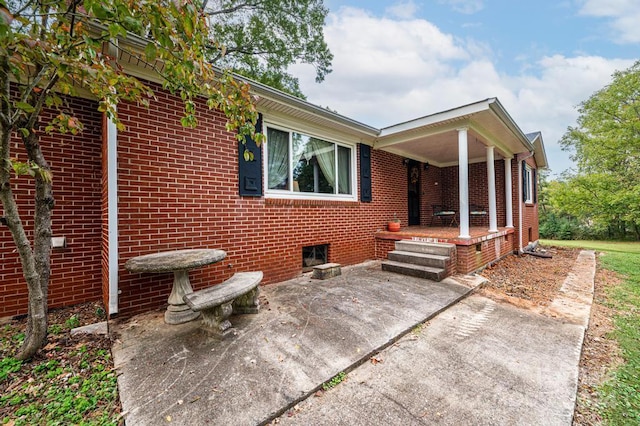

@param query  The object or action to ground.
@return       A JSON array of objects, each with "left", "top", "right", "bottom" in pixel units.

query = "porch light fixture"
[
  {"left": 0, "top": 217, "right": 6, "bottom": 226},
  {"left": 402, "top": 158, "right": 410, "bottom": 167},
  {"left": 423, "top": 162, "right": 430, "bottom": 171}
]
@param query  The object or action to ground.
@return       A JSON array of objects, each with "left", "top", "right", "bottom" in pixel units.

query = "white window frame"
[
  {"left": 263, "top": 123, "right": 357, "bottom": 201},
  {"left": 524, "top": 164, "right": 533, "bottom": 204}
]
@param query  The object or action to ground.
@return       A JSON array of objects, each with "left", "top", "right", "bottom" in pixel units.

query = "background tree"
[
  {"left": 551, "top": 60, "right": 640, "bottom": 240},
  {"left": 0, "top": 0, "right": 262, "bottom": 360},
  {"left": 202, "top": 0, "right": 333, "bottom": 98}
]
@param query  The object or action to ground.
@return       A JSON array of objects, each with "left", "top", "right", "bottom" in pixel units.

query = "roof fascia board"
[
  {"left": 379, "top": 99, "right": 492, "bottom": 137},
  {"left": 375, "top": 120, "right": 470, "bottom": 148},
  {"left": 487, "top": 100, "right": 534, "bottom": 151},
  {"left": 246, "top": 82, "right": 380, "bottom": 137},
  {"left": 99, "top": 27, "right": 380, "bottom": 139},
  {"left": 262, "top": 111, "right": 373, "bottom": 146},
  {"left": 533, "top": 137, "right": 548, "bottom": 169}
]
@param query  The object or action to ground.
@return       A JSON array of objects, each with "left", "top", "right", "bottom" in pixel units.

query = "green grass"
[
  {"left": 540, "top": 239, "right": 640, "bottom": 254},
  {"left": 545, "top": 240, "right": 640, "bottom": 424},
  {"left": 596, "top": 251, "right": 640, "bottom": 425},
  {"left": 322, "top": 371, "right": 347, "bottom": 391}
]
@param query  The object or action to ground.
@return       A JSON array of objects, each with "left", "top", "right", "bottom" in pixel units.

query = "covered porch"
[
  {"left": 372, "top": 98, "right": 545, "bottom": 275},
  {"left": 375, "top": 98, "right": 546, "bottom": 247}
]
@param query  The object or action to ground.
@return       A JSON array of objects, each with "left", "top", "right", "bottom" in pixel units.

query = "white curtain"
[
  {"left": 267, "top": 128, "right": 289, "bottom": 189},
  {"left": 338, "top": 146, "right": 351, "bottom": 194},
  {"left": 310, "top": 138, "right": 335, "bottom": 191}
]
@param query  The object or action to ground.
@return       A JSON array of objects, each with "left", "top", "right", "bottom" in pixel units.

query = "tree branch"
[{"left": 204, "top": 1, "right": 260, "bottom": 16}]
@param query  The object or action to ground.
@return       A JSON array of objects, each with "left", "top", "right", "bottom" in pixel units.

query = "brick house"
[{"left": 0, "top": 60, "right": 546, "bottom": 319}]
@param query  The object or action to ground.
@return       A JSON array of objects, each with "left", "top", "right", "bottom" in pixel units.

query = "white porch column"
[
  {"left": 458, "top": 127, "right": 470, "bottom": 238},
  {"left": 486, "top": 146, "right": 498, "bottom": 232},
  {"left": 504, "top": 157, "right": 513, "bottom": 228},
  {"left": 107, "top": 114, "right": 119, "bottom": 316}
]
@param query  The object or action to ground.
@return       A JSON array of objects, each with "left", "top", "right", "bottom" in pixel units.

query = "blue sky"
[{"left": 289, "top": 0, "right": 639, "bottom": 175}]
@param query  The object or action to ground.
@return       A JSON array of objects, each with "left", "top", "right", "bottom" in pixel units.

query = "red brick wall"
[
  {"left": 434, "top": 161, "right": 508, "bottom": 227},
  {"left": 456, "top": 233, "right": 514, "bottom": 274},
  {"left": 0, "top": 97, "right": 103, "bottom": 318},
  {"left": 420, "top": 165, "right": 442, "bottom": 225},
  {"left": 0, "top": 83, "right": 541, "bottom": 318},
  {"left": 520, "top": 155, "right": 539, "bottom": 248},
  {"left": 114, "top": 83, "right": 410, "bottom": 317}
]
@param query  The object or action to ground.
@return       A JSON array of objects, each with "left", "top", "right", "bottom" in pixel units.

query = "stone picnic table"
[{"left": 125, "top": 249, "right": 227, "bottom": 324}]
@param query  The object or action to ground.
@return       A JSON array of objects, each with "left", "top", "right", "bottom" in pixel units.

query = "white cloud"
[
  {"left": 439, "top": 0, "right": 484, "bottom": 14},
  {"left": 385, "top": 1, "right": 420, "bottom": 20},
  {"left": 290, "top": 7, "right": 633, "bottom": 175},
  {"left": 579, "top": 0, "right": 640, "bottom": 43}
]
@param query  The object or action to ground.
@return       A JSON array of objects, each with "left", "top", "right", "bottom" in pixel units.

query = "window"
[
  {"left": 523, "top": 163, "right": 534, "bottom": 203},
  {"left": 302, "top": 244, "right": 328, "bottom": 271},
  {"left": 265, "top": 126, "right": 355, "bottom": 199}
]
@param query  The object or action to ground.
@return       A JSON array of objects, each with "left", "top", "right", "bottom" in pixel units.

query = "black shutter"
[
  {"left": 532, "top": 168, "right": 537, "bottom": 203},
  {"left": 238, "top": 114, "right": 263, "bottom": 197},
  {"left": 359, "top": 144, "right": 372, "bottom": 202},
  {"left": 522, "top": 161, "right": 527, "bottom": 202}
]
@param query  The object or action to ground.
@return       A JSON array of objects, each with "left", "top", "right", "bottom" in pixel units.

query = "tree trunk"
[
  {"left": 18, "top": 132, "right": 54, "bottom": 360},
  {"left": 0, "top": 113, "right": 53, "bottom": 360}
]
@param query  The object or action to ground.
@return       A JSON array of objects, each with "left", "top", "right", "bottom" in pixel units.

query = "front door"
[{"left": 408, "top": 160, "right": 420, "bottom": 225}]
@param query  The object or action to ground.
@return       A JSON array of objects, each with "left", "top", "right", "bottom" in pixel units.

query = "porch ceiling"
[{"left": 375, "top": 98, "right": 534, "bottom": 167}]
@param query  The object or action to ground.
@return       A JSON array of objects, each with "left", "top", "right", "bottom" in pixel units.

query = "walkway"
[{"left": 112, "top": 251, "right": 595, "bottom": 425}]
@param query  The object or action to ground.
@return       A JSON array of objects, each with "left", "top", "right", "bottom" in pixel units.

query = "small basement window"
[{"left": 302, "top": 244, "right": 328, "bottom": 271}]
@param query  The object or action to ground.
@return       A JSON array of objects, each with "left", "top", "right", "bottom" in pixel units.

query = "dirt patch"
[{"left": 479, "top": 246, "right": 580, "bottom": 307}]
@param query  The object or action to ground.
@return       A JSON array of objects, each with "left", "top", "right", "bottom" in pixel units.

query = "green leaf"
[
  {"left": 144, "top": 43, "right": 157, "bottom": 62},
  {"left": 14, "top": 101, "right": 35, "bottom": 113}
]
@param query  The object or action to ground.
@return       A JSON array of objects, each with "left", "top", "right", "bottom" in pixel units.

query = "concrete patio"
[{"left": 111, "top": 252, "right": 595, "bottom": 425}]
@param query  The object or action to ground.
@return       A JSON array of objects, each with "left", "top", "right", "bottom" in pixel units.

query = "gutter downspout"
[
  {"left": 518, "top": 151, "right": 535, "bottom": 253},
  {"left": 107, "top": 112, "right": 119, "bottom": 317}
]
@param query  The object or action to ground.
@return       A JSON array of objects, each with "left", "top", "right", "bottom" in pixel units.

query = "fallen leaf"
[{"left": 43, "top": 342, "right": 57, "bottom": 351}]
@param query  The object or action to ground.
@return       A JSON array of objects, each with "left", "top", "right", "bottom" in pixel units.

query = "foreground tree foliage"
[
  {"left": 552, "top": 60, "right": 640, "bottom": 240},
  {"left": 202, "top": 0, "right": 333, "bottom": 98},
  {"left": 0, "top": 0, "right": 264, "bottom": 360}
]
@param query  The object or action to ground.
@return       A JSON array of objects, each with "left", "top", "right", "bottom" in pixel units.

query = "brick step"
[
  {"left": 381, "top": 260, "right": 446, "bottom": 282},
  {"left": 387, "top": 250, "right": 449, "bottom": 269},
  {"left": 394, "top": 240, "right": 455, "bottom": 257}
]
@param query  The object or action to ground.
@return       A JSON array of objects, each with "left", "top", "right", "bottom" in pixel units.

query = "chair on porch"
[
  {"left": 470, "top": 204, "right": 488, "bottom": 226},
  {"left": 431, "top": 205, "right": 458, "bottom": 227}
]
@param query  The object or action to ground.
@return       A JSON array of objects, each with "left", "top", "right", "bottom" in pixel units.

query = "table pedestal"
[{"left": 165, "top": 270, "right": 201, "bottom": 324}]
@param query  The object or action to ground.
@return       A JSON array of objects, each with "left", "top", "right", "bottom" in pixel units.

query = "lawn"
[
  {"left": 544, "top": 240, "right": 640, "bottom": 424},
  {"left": 540, "top": 239, "right": 640, "bottom": 254}
]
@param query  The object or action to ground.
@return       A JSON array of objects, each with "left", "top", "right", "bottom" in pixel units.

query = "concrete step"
[
  {"left": 395, "top": 240, "right": 456, "bottom": 257},
  {"left": 387, "top": 250, "right": 449, "bottom": 269},
  {"left": 381, "top": 260, "right": 446, "bottom": 281}
]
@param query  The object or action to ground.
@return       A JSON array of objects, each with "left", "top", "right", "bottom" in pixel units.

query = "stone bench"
[{"left": 183, "top": 271, "right": 263, "bottom": 336}]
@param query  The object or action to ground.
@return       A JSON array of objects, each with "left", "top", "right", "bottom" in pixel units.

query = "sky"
[{"left": 288, "top": 0, "right": 639, "bottom": 176}]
